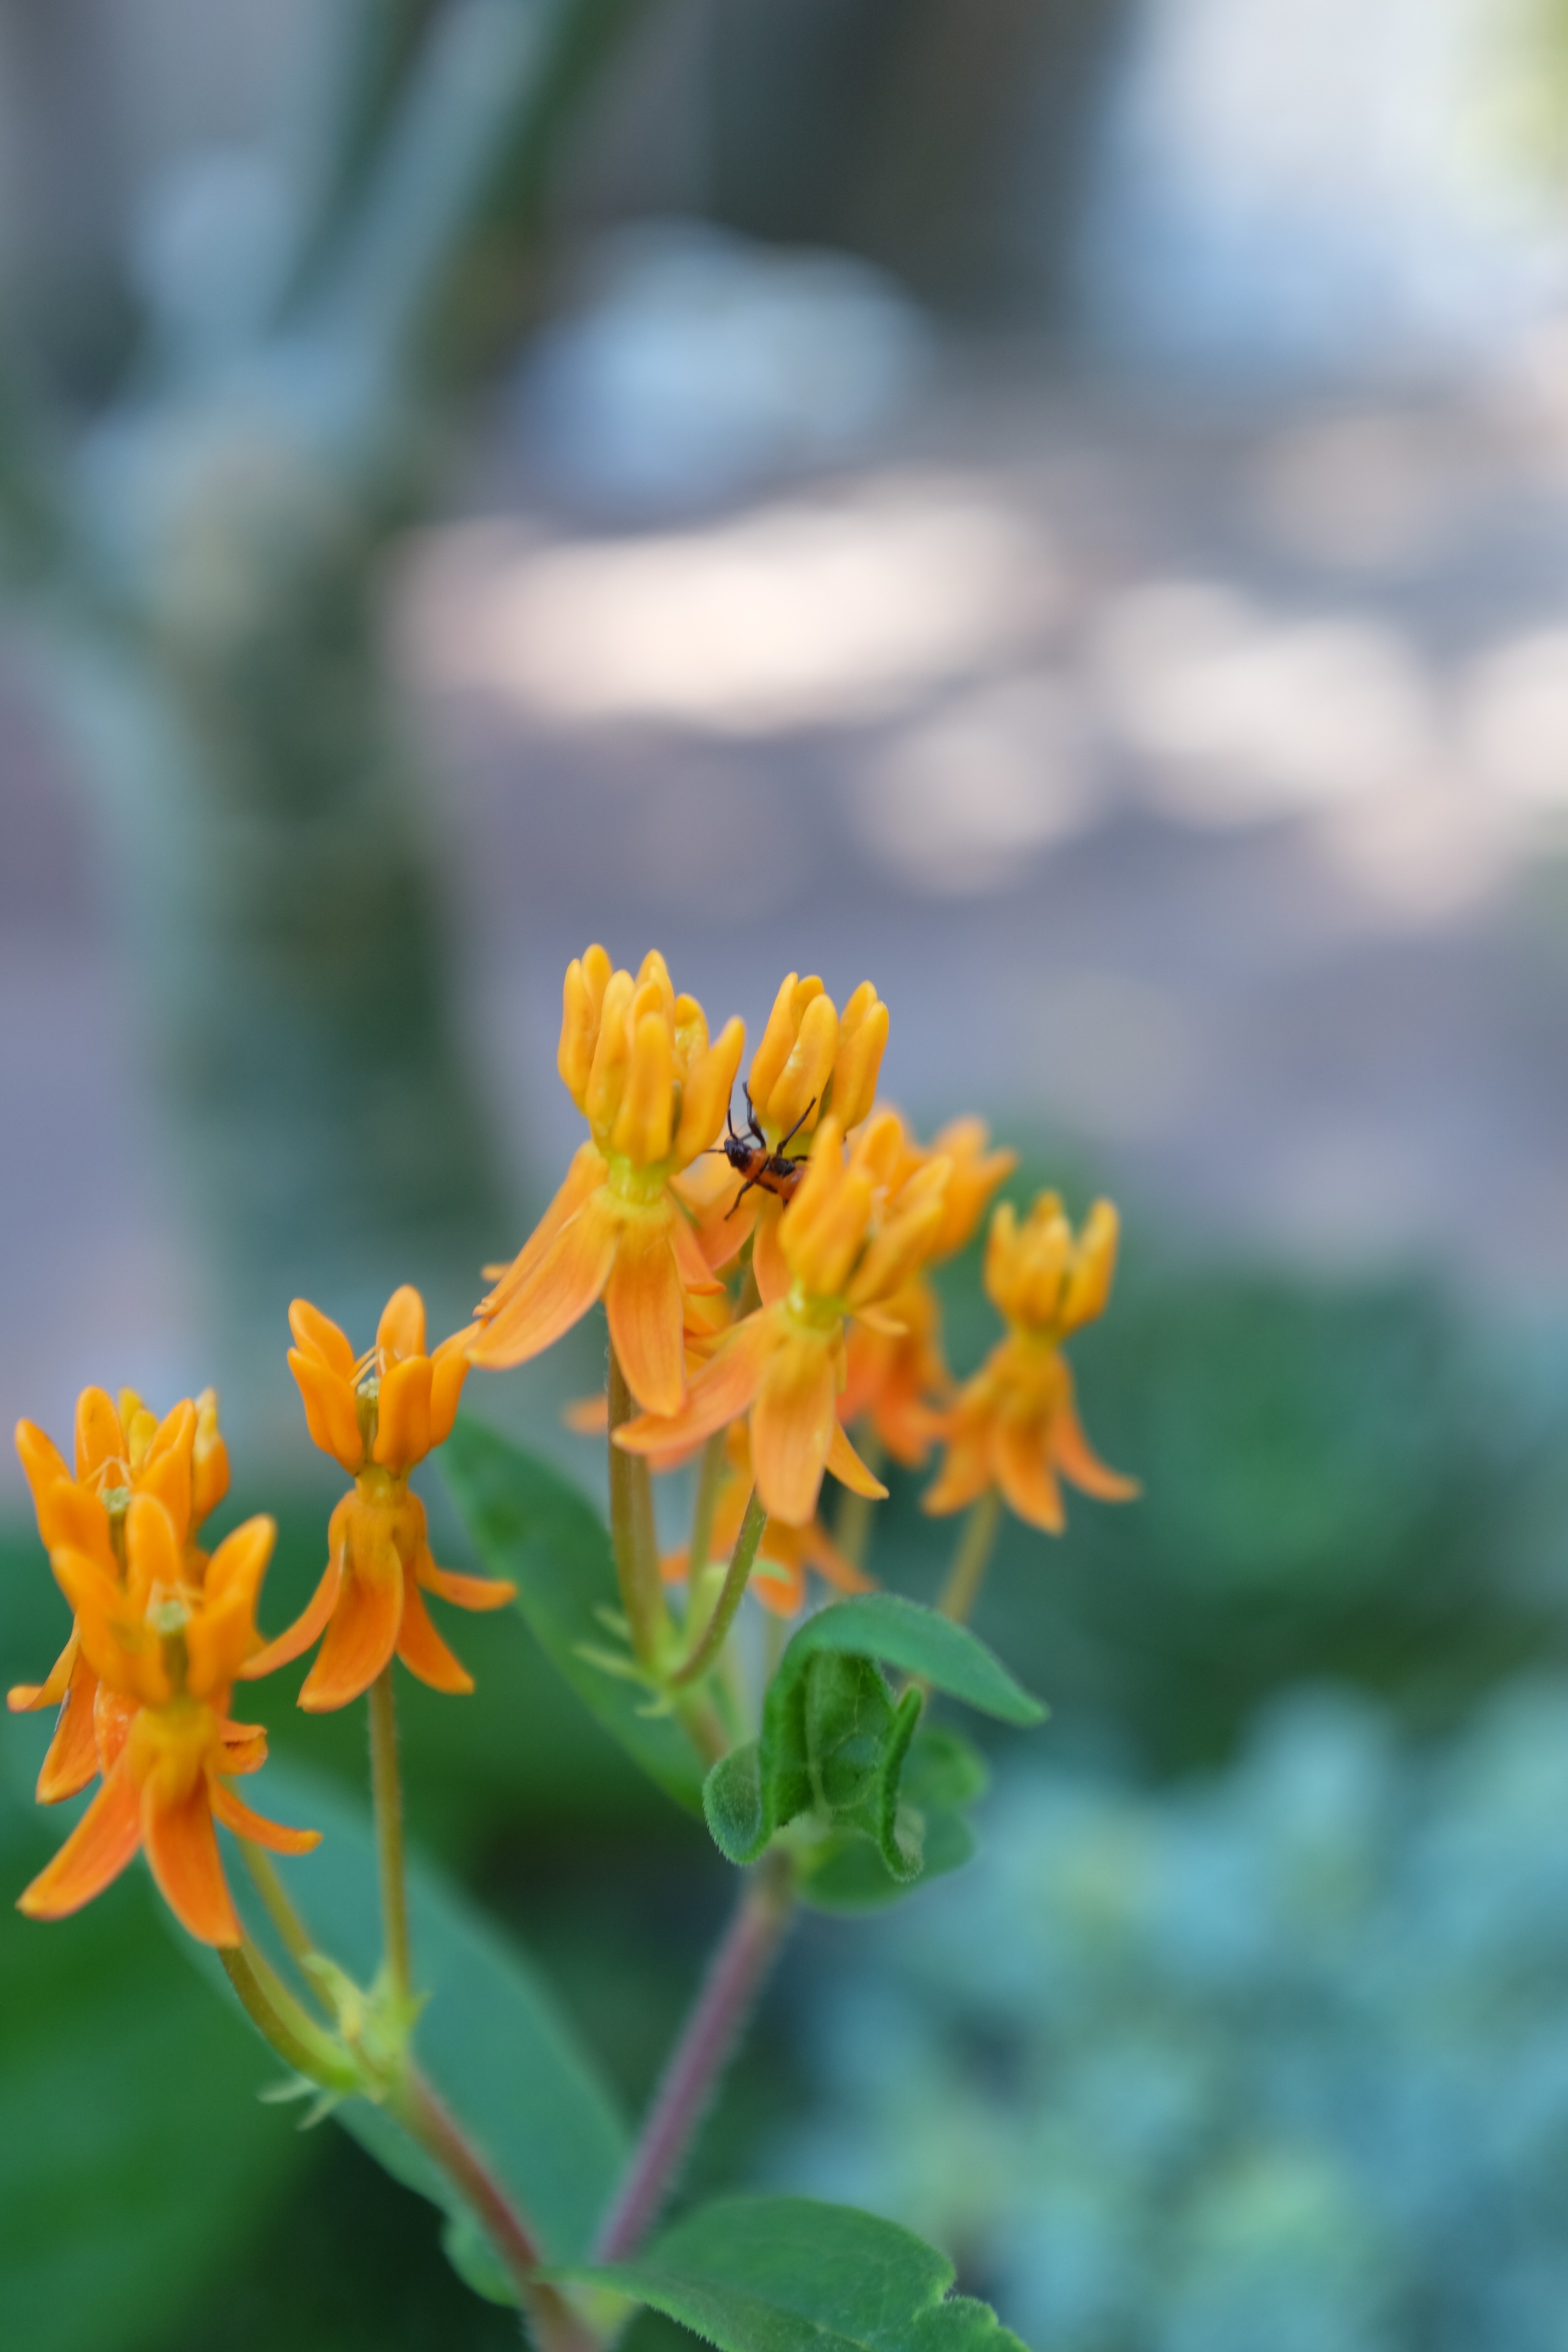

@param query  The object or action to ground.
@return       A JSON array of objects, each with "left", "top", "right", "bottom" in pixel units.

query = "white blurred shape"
[
  {"left": 1098, "top": 581, "right": 1438, "bottom": 821},
  {"left": 1246, "top": 414, "right": 1467, "bottom": 571},
  {"left": 410, "top": 480, "right": 1047, "bottom": 735},
  {"left": 850, "top": 676, "right": 1092, "bottom": 894},
  {"left": 1462, "top": 627, "right": 1568, "bottom": 804},
  {"left": 519, "top": 219, "right": 932, "bottom": 514},
  {"left": 1312, "top": 785, "right": 1524, "bottom": 926},
  {"left": 1083, "top": 0, "right": 1568, "bottom": 378}
]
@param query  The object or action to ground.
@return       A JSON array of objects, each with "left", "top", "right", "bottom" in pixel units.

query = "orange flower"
[
  {"left": 616, "top": 1116, "right": 949, "bottom": 1525},
  {"left": 839, "top": 1116, "right": 1018, "bottom": 1467},
  {"left": 247, "top": 1286, "right": 513, "bottom": 1710},
  {"left": 10, "top": 1386, "right": 230, "bottom": 1803},
  {"left": 661, "top": 1425, "right": 872, "bottom": 1618},
  {"left": 18, "top": 1493, "right": 317, "bottom": 1947},
  {"left": 924, "top": 1194, "right": 1137, "bottom": 1533},
  {"left": 470, "top": 948, "right": 744, "bottom": 1414},
  {"left": 681, "top": 972, "right": 888, "bottom": 1280}
]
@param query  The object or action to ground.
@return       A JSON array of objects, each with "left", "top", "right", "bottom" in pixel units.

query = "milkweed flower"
[
  {"left": 247, "top": 1287, "right": 513, "bottom": 1710},
  {"left": 924, "top": 1193, "right": 1137, "bottom": 1533},
  {"left": 18, "top": 1493, "right": 317, "bottom": 1947},
  {"left": 661, "top": 1426, "right": 872, "bottom": 1618},
  {"left": 616, "top": 1116, "right": 950, "bottom": 1526},
  {"left": 682, "top": 973, "right": 888, "bottom": 1281},
  {"left": 470, "top": 947, "right": 744, "bottom": 1414},
  {"left": 10, "top": 1387, "right": 230, "bottom": 1803},
  {"left": 839, "top": 1116, "right": 1018, "bottom": 1467}
]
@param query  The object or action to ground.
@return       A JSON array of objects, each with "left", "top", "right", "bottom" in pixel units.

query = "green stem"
[
  {"left": 368, "top": 1665, "right": 413, "bottom": 2002},
  {"left": 833, "top": 1427, "right": 885, "bottom": 1573},
  {"left": 669, "top": 1488, "right": 767, "bottom": 1689},
  {"left": 239, "top": 1839, "right": 319, "bottom": 1976},
  {"left": 608, "top": 1344, "right": 671, "bottom": 1667},
  {"left": 394, "top": 2065, "right": 600, "bottom": 2351},
  {"left": 938, "top": 1489, "right": 1003, "bottom": 1625},
  {"left": 685, "top": 1430, "right": 729, "bottom": 1597},
  {"left": 220, "top": 1938, "right": 359, "bottom": 2092},
  {"left": 595, "top": 1850, "right": 796, "bottom": 2260}
]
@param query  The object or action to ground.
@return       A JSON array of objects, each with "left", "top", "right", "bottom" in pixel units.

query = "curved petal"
[
  {"left": 669, "top": 1202, "right": 724, "bottom": 1296},
  {"left": 468, "top": 1191, "right": 619, "bottom": 1370},
  {"left": 377, "top": 1284, "right": 426, "bottom": 1362},
  {"left": 136, "top": 1436, "right": 193, "bottom": 1548},
  {"left": 288, "top": 1298, "right": 355, "bottom": 1376},
  {"left": 478, "top": 1142, "right": 608, "bottom": 1316},
  {"left": 374, "top": 1354, "right": 432, "bottom": 1474},
  {"left": 751, "top": 1556, "right": 806, "bottom": 1617},
  {"left": 751, "top": 1199, "right": 792, "bottom": 1308},
  {"left": 615, "top": 1314, "right": 773, "bottom": 1459},
  {"left": 124, "top": 1492, "right": 184, "bottom": 1610},
  {"left": 995, "top": 1417, "right": 1065, "bottom": 1534},
  {"left": 605, "top": 1225, "right": 686, "bottom": 1417},
  {"left": 1051, "top": 1378, "right": 1140, "bottom": 1502},
  {"left": 18, "top": 1753, "right": 141, "bottom": 1920},
  {"left": 8, "top": 1628, "right": 78, "bottom": 1715},
  {"left": 394, "top": 1580, "right": 474, "bottom": 1694},
  {"left": 74, "top": 1388, "right": 125, "bottom": 1483},
  {"left": 922, "top": 1428, "right": 993, "bottom": 1518},
  {"left": 416, "top": 1557, "right": 516, "bottom": 1612},
  {"left": 240, "top": 1556, "right": 343, "bottom": 1681},
  {"left": 142, "top": 1781, "right": 240, "bottom": 1946},
  {"left": 36, "top": 1653, "right": 101, "bottom": 1803},
  {"left": 289, "top": 1349, "right": 364, "bottom": 1473},
  {"left": 220, "top": 1721, "right": 269, "bottom": 1776},
  {"left": 209, "top": 1774, "right": 321, "bottom": 1854},
  {"left": 751, "top": 1335, "right": 839, "bottom": 1527},
  {"left": 825, "top": 1419, "right": 888, "bottom": 1502},
  {"left": 15, "top": 1419, "right": 70, "bottom": 1515},
  {"left": 427, "top": 1328, "right": 473, "bottom": 1448},
  {"left": 297, "top": 1541, "right": 403, "bottom": 1713},
  {"left": 36, "top": 1479, "right": 113, "bottom": 1570}
]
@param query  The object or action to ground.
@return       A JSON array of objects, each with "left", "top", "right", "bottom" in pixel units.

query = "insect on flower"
[{"left": 714, "top": 1086, "right": 815, "bottom": 1218}]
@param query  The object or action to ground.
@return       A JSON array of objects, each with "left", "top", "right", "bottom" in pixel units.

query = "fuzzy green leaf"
[
  {"left": 564, "top": 2193, "right": 1030, "bottom": 2350},
  {"left": 702, "top": 1598, "right": 1042, "bottom": 1886},
  {"left": 442, "top": 1412, "right": 706, "bottom": 1813},
  {"left": 799, "top": 1726, "right": 988, "bottom": 1912},
  {"left": 216, "top": 1759, "right": 628, "bottom": 2292}
]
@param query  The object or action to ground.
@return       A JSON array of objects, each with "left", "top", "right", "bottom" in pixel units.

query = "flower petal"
[
  {"left": 142, "top": 1780, "right": 240, "bottom": 1946},
  {"left": 289, "top": 1348, "right": 364, "bottom": 1473},
  {"left": 615, "top": 1314, "right": 772, "bottom": 1459},
  {"left": 416, "top": 1557, "right": 516, "bottom": 1612},
  {"left": 751, "top": 1198, "right": 792, "bottom": 1307},
  {"left": 669, "top": 1203, "right": 724, "bottom": 1297},
  {"left": 8, "top": 1628, "right": 78, "bottom": 1715},
  {"left": 297, "top": 1538, "right": 403, "bottom": 1713},
  {"left": 74, "top": 1388, "right": 125, "bottom": 1482},
  {"left": 18, "top": 1753, "right": 141, "bottom": 1920},
  {"left": 209, "top": 1774, "right": 321, "bottom": 1854},
  {"left": 479, "top": 1142, "right": 609, "bottom": 1318},
  {"left": 15, "top": 1419, "right": 70, "bottom": 1515},
  {"left": 468, "top": 1191, "right": 619, "bottom": 1370},
  {"left": 751, "top": 1335, "right": 839, "bottom": 1527},
  {"left": 995, "top": 1417, "right": 1065, "bottom": 1534},
  {"left": 1051, "top": 1377, "right": 1139, "bottom": 1502},
  {"left": 824, "top": 1418, "right": 889, "bottom": 1503},
  {"left": 36, "top": 1653, "right": 101, "bottom": 1803},
  {"left": 374, "top": 1354, "right": 432, "bottom": 1473},
  {"left": 377, "top": 1284, "right": 426, "bottom": 1362},
  {"left": 394, "top": 1580, "right": 474, "bottom": 1694},
  {"left": 288, "top": 1298, "right": 355, "bottom": 1376},
  {"left": 605, "top": 1224, "right": 686, "bottom": 1417},
  {"left": 240, "top": 1556, "right": 343, "bottom": 1681},
  {"left": 428, "top": 1328, "right": 473, "bottom": 1448}
]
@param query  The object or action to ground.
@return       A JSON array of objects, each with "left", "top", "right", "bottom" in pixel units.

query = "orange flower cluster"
[
  {"left": 11, "top": 1388, "right": 315, "bottom": 1945},
  {"left": 924, "top": 1194, "right": 1138, "bottom": 1532},
  {"left": 252, "top": 1286, "right": 514, "bottom": 1709}
]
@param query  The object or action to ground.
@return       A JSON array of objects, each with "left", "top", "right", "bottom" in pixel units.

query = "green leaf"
[
  {"left": 799, "top": 1727, "right": 988, "bottom": 1913},
  {"left": 442, "top": 1412, "right": 706, "bottom": 1813},
  {"left": 701, "top": 1598, "right": 1042, "bottom": 1886},
  {"left": 0, "top": 1743, "right": 305, "bottom": 2352},
  {"left": 564, "top": 2193, "right": 1030, "bottom": 2350},
  {"left": 216, "top": 1759, "right": 628, "bottom": 2286}
]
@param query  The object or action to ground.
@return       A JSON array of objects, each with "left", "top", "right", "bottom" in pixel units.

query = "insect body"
[{"left": 717, "top": 1087, "right": 815, "bottom": 1217}]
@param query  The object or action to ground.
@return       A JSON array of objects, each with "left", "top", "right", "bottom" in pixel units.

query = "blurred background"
[{"left": 9, "top": 0, "right": 1568, "bottom": 2345}]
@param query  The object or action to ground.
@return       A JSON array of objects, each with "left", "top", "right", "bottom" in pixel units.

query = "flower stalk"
[
  {"left": 669, "top": 1488, "right": 768, "bottom": 1689},
  {"left": 595, "top": 1849, "right": 796, "bottom": 2262},
  {"left": 368, "top": 1665, "right": 412, "bottom": 2003},
  {"left": 220, "top": 1938, "right": 360, "bottom": 2093},
  {"left": 938, "top": 1489, "right": 1002, "bottom": 1626},
  {"left": 607, "top": 1345, "right": 671, "bottom": 1666}
]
